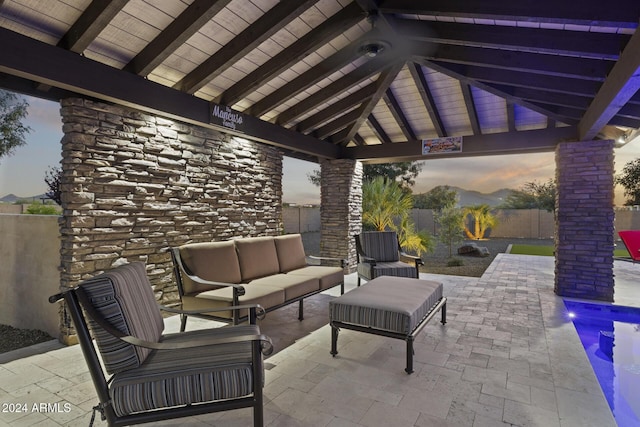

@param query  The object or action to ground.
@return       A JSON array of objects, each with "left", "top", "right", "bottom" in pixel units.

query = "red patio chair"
[{"left": 618, "top": 230, "right": 640, "bottom": 262}]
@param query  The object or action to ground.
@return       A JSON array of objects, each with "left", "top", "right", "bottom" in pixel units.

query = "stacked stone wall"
[
  {"left": 554, "top": 139, "right": 614, "bottom": 301},
  {"left": 58, "top": 98, "right": 283, "bottom": 339},
  {"left": 320, "top": 159, "right": 362, "bottom": 272}
]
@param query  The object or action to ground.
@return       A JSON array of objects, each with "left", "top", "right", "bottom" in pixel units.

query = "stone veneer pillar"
[
  {"left": 320, "top": 159, "right": 362, "bottom": 273},
  {"left": 554, "top": 139, "right": 615, "bottom": 301},
  {"left": 57, "top": 98, "right": 283, "bottom": 342}
]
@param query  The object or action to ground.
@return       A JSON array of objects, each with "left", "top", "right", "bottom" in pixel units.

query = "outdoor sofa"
[{"left": 171, "top": 234, "right": 346, "bottom": 328}]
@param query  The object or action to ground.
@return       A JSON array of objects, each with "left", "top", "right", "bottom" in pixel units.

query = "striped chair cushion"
[
  {"left": 357, "top": 261, "right": 417, "bottom": 280},
  {"left": 330, "top": 277, "right": 443, "bottom": 335},
  {"left": 109, "top": 325, "right": 259, "bottom": 417},
  {"left": 80, "top": 262, "right": 164, "bottom": 374},
  {"left": 360, "top": 231, "right": 400, "bottom": 262}
]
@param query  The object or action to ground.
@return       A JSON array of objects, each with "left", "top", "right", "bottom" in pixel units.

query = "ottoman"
[{"left": 329, "top": 276, "right": 446, "bottom": 373}]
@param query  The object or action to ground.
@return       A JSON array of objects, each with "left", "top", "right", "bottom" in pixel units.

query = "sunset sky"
[{"left": 2, "top": 95, "right": 640, "bottom": 206}]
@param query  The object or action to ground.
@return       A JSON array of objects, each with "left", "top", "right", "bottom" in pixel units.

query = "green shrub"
[
  {"left": 447, "top": 258, "right": 464, "bottom": 267},
  {"left": 25, "top": 203, "right": 59, "bottom": 215}
]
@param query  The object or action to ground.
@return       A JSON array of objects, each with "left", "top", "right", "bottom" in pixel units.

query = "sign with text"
[
  {"left": 210, "top": 104, "right": 244, "bottom": 132},
  {"left": 421, "top": 136, "right": 463, "bottom": 155}
]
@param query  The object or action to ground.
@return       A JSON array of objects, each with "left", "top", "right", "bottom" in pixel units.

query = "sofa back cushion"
[
  {"left": 80, "top": 262, "right": 163, "bottom": 374},
  {"left": 235, "top": 236, "right": 280, "bottom": 281},
  {"left": 178, "top": 241, "right": 242, "bottom": 293},
  {"left": 274, "top": 234, "right": 307, "bottom": 272}
]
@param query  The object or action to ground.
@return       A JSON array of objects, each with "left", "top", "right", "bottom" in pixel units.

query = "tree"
[
  {"left": 501, "top": 180, "right": 556, "bottom": 212},
  {"left": 0, "top": 89, "right": 31, "bottom": 161},
  {"left": 307, "top": 162, "right": 423, "bottom": 190},
  {"left": 463, "top": 204, "right": 498, "bottom": 240},
  {"left": 435, "top": 205, "right": 466, "bottom": 257},
  {"left": 44, "top": 166, "right": 62, "bottom": 205},
  {"left": 362, "top": 162, "right": 423, "bottom": 189},
  {"left": 414, "top": 185, "right": 458, "bottom": 210},
  {"left": 362, "top": 176, "right": 433, "bottom": 255},
  {"left": 616, "top": 159, "right": 640, "bottom": 206},
  {"left": 362, "top": 176, "right": 413, "bottom": 231}
]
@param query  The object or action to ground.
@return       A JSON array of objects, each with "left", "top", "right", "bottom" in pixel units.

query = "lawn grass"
[{"left": 509, "top": 244, "right": 630, "bottom": 258}]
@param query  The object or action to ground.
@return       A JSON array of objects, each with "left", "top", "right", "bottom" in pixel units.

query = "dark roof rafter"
[
  {"left": 174, "top": 0, "right": 317, "bottom": 94},
  {"left": 407, "top": 62, "right": 446, "bottom": 137},
  {"left": 367, "top": 114, "right": 392, "bottom": 144},
  {"left": 393, "top": 18, "right": 629, "bottom": 60},
  {"left": 378, "top": 0, "right": 640, "bottom": 29},
  {"left": 217, "top": 1, "right": 365, "bottom": 106},
  {"left": 460, "top": 82, "right": 481, "bottom": 135},
  {"left": 58, "top": 0, "right": 129, "bottom": 52},
  {"left": 383, "top": 87, "right": 417, "bottom": 140},
  {"left": 124, "top": 0, "right": 232, "bottom": 76}
]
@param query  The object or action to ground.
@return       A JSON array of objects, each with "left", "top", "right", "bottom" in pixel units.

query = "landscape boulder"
[{"left": 457, "top": 243, "right": 490, "bottom": 257}]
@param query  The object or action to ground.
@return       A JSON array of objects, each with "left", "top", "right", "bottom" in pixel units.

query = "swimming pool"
[{"left": 564, "top": 300, "right": 640, "bottom": 427}]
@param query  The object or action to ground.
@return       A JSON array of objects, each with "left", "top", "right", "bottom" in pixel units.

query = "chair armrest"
[
  {"left": 359, "top": 255, "right": 376, "bottom": 265},
  {"left": 185, "top": 274, "right": 246, "bottom": 296},
  {"left": 306, "top": 255, "right": 348, "bottom": 268},
  {"left": 75, "top": 288, "right": 273, "bottom": 355},
  {"left": 160, "top": 303, "right": 267, "bottom": 321},
  {"left": 400, "top": 251, "right": 425, "bottom": 267}
]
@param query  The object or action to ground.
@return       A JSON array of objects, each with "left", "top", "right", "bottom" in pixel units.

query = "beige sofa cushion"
[
  {"left": 250, "top": 273, "right": 319, "bottom": 300},
  {"left": 287, "top": 266, "right": 344, "bottom": 291},
  {"left": 235, "top": 236, "right": 280, "bottom": 281},
  {"left": 274, "top": 234, "right": 307, "bottom": 272},
  {"left": 178, "top": 241, "right": 242, "bottom": 294},
  {"left": 183, "top": 284, "right": 285, "bottom": 320}
]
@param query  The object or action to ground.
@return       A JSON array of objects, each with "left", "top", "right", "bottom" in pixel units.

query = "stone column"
[
  {"left": 555, "top": 139, "right": 615, "bottom": 301},
  {"left": 320, "top": 159, "right": 362, "bottom": 273}
]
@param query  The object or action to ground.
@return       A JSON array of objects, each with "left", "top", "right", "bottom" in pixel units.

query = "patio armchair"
[
  {"left": 618, "top": 230, "right": 640, "bottom": 262},
  {"left": 355, "top": 231, "right": 424, "bottom": 286},
  {"left": 49, "top": 262, "right": 272, "bottom": 427}
]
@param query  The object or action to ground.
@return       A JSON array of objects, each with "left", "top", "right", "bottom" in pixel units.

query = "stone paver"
[{"left": 1, "top": 254, "right": 629, "bottom": 426}]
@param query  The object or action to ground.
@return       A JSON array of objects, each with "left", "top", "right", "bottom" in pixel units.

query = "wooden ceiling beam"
[
  {"left": 58, "top": 0, "right": 129, "bottom": 53},
  {"left": 435, "top": 62, "right": 602, "bottom": 97},
  {"left": 218, "top": 2, "right": 364, "bottom": 106},
  {"left": 0, "top": 27, "right": 340, "bottom": 160},
  {"left": 415, "top": 43, "right": 612, "bottom": 81},
  {"left": 343, "top": 126, "right": 580, "bottom": 163},
  {"left": 579, "top": 27, "right": 640, "bottom": 140},
  {"left": 296, "top": 83, "right": 377, "bottom": 133},
  {"left": 378, "top": 0, "right": 640, "bottom": 28},
  {"left": 337, "top": 62, "right": 404, "bottom": 144},
  {"left": 507, "top": 101, "right": 516, "bottom": 132},
  {"left": 419, "top": 59, "right": 579, "bottom": 124},
  {"left": 174, "top": 0, "right": 317, "bottom": 94},
  {"left": 393, "top": 18, "right": 629, "bottom": 60},
  {"left": 125, "top": 0, "right": 232, "bottom": 76},
  {"left": 367, "top": 114, "right": 392, "bottom": 144},
  {"left": 247, "top": 30, "right": 382, "bottom": 117},
  {"left": 276, "top": 54, "right": 392, "bottom": 126},
  {"left": 460, "top": 82, "right": 481, "bottom": 135},
  {"left": 407, "top": 62, "right": 446, "bottom": 137},
  {"left": 383, "top": 87, "right": 417, "bottom": 140},
  {"left": 314, "top": 107, "right": 362, "bottom": 140}
]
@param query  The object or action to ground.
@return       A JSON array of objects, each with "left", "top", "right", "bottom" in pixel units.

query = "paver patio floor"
[{"left": 2, "top": 253, "right": 636, "bottom": 426}]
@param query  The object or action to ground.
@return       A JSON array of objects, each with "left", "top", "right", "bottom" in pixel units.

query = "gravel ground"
[
  {"left": 302, "top": 232, "right": 553, "bottom": 278},
  {"left": 1, "top": 234, "right": 552, "bottom": 354},
  {"left": 0, "top": 324, "right": 54, "bottom": 354}
]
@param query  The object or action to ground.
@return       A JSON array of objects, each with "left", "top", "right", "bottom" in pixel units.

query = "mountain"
[
  {"left": 415, "top": 187, "right": 513, "bottom": 207},
  {"left": 0, "top": 193, "right": 49, "bottom": 203},
  {"left": 452, "top": 187, "right": 513, "bottom": 207}
]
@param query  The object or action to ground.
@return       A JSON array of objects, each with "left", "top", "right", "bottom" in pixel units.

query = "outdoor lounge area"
[
  {"left": 2, "top": 253, "right": 637, "bottom": 427},
  {"left": 2, "top": 2, "right": 640, "bottom": 426}
]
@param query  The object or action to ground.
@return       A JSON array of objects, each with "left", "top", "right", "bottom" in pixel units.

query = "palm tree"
[
  {"left": 362, "top": 176, "right": 413, "bottom": 232},
  {"left": 463, "top": 204, "right": 498, "bottom": 240},
  {"left": 362, "top": 177, "right": 434, "bottom": 255}
]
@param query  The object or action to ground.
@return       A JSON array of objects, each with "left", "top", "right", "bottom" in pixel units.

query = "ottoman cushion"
[{"left": 329, "top": 276, "right": 443, "bottom": 335}]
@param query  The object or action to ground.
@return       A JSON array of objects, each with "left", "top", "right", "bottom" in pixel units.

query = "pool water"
[{"left": 564, "top": 300, "right": 640, "bottom": 427}]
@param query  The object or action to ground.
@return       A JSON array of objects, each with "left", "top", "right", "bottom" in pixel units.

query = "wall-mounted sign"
[
  {"left": 421, "top": 136, "right": 463, "bottom": 155},
  {"left": 210, "top": 104, "right": 244, "bottom": 131}
]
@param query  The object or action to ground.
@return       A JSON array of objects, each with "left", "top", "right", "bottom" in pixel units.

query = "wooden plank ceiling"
[{"left": 0, "top": 0, "right": 639, "bottom": 163}]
